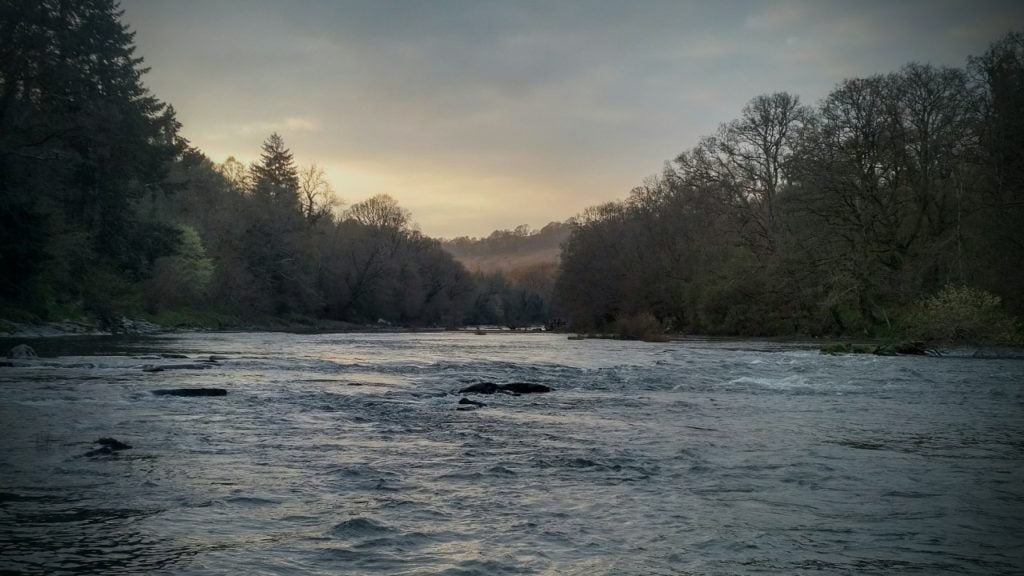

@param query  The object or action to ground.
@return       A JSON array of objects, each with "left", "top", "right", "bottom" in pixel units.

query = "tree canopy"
[{"left": 0, "top": 1, "right": 1018, "bottom": 342}]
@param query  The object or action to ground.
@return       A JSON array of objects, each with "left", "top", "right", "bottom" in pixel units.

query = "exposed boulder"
[
  {"left": 500, "top": 382, "right": 552, "bottom": 394},
  {"left": 458, "top": 382, "right": 500, "bottom": 395},
  {"left": 458, "top": 397, "right": 487, "bottom": 407},
  {"left": 152, "top": 388, "right": 227, "bottom": 397},
  {"left": 7, "top": 344, "right": 36, "bottom": 359},
  {"left": 457, "top": 382, "right": 553, "bottom": 395}
]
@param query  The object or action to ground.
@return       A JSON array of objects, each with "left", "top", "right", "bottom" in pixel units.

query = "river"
[{"left": 1, "top": 331, "right": 1022, "bottom": 575}]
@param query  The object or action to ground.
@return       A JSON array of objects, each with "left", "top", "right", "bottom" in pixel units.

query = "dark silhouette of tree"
[
  {"left": 0, "top": 0, "right": 183, "bottom": 321},
  {"left": 251, "top": 133, "right": 300, "bottom": 208},
  {"left": 346, "top": 194, "right": 411, "bottom": 230},
  {"left": 298, "top": 163, "right": 338, "bottom": 224}
]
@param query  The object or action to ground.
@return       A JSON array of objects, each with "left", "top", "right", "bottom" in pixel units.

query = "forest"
[
  {"left": 1, "top": 1, "right": 1021, "bottom": 342},
  {"left": 557, "top": 33, "right": 1024, "bottom": 342}
]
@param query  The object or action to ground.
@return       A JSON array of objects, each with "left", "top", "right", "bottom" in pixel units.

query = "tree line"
[
  {"left": 0, "top": 0, "right": 541, "bottom": 330},
  {"left": 556, "top": 32, "right": 1023, "bottom": 341},
  {"left": 2, "top": 2, "right": 1020, "bottom": 340}
]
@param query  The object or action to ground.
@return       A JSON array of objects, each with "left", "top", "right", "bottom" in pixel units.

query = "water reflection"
[{"left": 0, "top": 332, "right": 1022, "bottom": 574}]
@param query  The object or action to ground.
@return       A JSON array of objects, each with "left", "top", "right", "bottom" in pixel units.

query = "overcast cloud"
[{"left": 122, "top": 0, "right": 1023, "bottom": 237}]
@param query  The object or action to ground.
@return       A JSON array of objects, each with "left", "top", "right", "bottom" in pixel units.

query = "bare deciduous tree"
[
  {"left": 298, "top": 163, "right": 339, "bottom": 224},
  {"left": 346, "top": 194, "right": 411, "bottom": 230}
]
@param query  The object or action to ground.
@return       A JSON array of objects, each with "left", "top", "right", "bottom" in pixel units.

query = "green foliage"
[
  {"left": 145, "top": 225, "right": 214, "bottom": 311},
  {"left": 906, "top": 285, "right": 1019, "bottom": 343}
]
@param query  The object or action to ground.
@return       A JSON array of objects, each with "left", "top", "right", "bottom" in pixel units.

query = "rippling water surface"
[{"left": 1, "top": 331, "right": 1022, "bottom": 575}]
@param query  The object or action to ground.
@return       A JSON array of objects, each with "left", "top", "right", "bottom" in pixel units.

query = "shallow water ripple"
[{"left": 1, "top": 332, "right": 1022, "bottom": 575}]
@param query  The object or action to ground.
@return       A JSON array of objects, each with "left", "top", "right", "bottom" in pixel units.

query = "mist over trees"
[
  {"left": 556, "top": 32, "right": 1024, "bottom": 340},
  {"left": 1, "top": 1, "right": 1020, "bottom": 340},
  {"left": 443, "top": 224, "right": 569, "bottom": 329}
]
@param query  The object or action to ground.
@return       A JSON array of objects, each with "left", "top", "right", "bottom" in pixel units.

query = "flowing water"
[{"left": 1, "top": 331, "right": 1022, "bottom": 575}]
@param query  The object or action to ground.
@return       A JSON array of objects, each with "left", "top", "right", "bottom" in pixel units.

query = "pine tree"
[
  {"left": 251, "top": 133, "right": 300, "bottom": 209},
  {"left": 0, "top": 0, "right": 184, "bottom": 318}
]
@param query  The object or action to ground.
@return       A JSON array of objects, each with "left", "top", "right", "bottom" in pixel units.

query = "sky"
[{"left": 121, "top": 0, "right": 1023, "bottom": 238}]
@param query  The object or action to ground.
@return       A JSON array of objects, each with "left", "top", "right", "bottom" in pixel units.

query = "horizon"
[{"left": 122, "top": 0, "right": 1022, "bottom": 238}]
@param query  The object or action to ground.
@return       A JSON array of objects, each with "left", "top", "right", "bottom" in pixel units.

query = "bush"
[
  {"left": 907, "top": 285, "right": 1019, "bottom": 344},
  {"left": 145, "top": 225, "right": 214, "bottom": 312},
  {"left": 615, "top": 312, "right": 667, "bottom": 342}
]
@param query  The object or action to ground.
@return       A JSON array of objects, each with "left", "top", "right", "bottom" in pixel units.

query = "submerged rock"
[
  {"left": 84, "top": 437, "right": 132, "bottom": 457},
  {"left": 821, "top": 341, "right": 936, "bottom": 357},
  {"left": 7, "top": 344, "right": 36, "bottom": 359},
  {"left": 142, "top": 363, "right": 212, "bottom": 372},
  {"left": 152, "top": 388, "right": 227, "bottom": 397},
  {"left": 500, "top": 382, "right": 552, "bottom": 394},
  {"left": 159, "top": 353, "right": 189, "bottom": 359},
  {"left": 458, "top": 397, "right": 487, "bottom": 407}
]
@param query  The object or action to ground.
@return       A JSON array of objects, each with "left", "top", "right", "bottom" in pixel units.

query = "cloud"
[
  {"left": 122, "top": 0, "right": 1024, "bottom": 237},
  {"left": 200, "top": 116, "right": 320, "bottom": 142},
  {"left": 744, "top": 1, "right": 806, "bottom": 31}
]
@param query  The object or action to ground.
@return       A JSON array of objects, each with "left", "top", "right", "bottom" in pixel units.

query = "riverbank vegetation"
[
  {"left": 0, "top": 2, "right": 1020, "bottom": 343},
  {"left": 556, "top": 33, "right": 1024, "bottom": 344}
]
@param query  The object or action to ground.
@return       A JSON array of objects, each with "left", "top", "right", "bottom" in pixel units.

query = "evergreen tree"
[
  {"left": 251, "top": 133, "right": 300, "bottom": 209},
  {"left": 0, "top": 0, "right": 183, "bottom": 319}
]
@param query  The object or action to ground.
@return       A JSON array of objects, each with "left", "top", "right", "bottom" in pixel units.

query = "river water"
[{"left": 1, "top": 331, "right": 1022, "bottom": 575}]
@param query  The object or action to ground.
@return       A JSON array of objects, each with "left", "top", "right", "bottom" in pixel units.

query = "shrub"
[
  {"left": 145, "top": 225, "right": 214, "bottom": 312},
  {"left": 907, "top": 285, "right": 1019, "bottom": 344},
  {"left": 615, "top": 312, "right": 667, "bottom": 342}
]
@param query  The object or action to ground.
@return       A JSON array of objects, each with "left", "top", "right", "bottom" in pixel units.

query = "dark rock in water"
[
  {"left": 500, "top": 382, "right": 552, "bottom": 394},
  {"left": 209, "top": 355, "right": 229, "bottom": 361},
  {"left": 84, "top": 437, "right": 132, "bottom": 457},
  {"left": 971, "top": 347, "right": 1024, "bottom": 360},
  {"left": 7, "top": 344, "right": 36, "bottom": 359},
  {"left": 152, "top": 388, "right": 227, "bottom": 397},
  {"left": 96, "top": 437, "right": 132, "bottom": 450},
  {"left": 896, "top": 341, "right": 929, "bottom": 355},
  {"left": 458, "top": 382, "right": 553, "bottom": 395},
  {"left": 143, "top": 363, "right": 212, "bottom": 372},
  {"left": 160, "top": 353, "right": 189, "bottom": 359},
  {"left": 873, "top": 341, "right": 931, "bottom": 356},
  {"left": 458, "top": 382, "right": 500, "bottom": 395},
  {"left": 456, "top": 405, "right": 481, "bottom": 411},
  {"left": 459, "top": 397, "right": 486, "bottom": 407}
]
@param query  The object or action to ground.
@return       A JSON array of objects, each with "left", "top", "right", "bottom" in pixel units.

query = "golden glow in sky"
[{"left": 122, "top": 0, "right": 1022, "bottom": 237}]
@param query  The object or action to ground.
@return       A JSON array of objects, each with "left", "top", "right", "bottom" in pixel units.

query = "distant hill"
[{"left": 442, "top": 222, "right": 571, "bottom": 273}]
